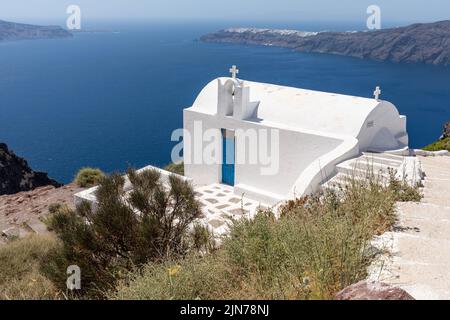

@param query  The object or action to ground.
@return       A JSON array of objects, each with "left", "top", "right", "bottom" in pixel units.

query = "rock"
[
  {"left": 25, "top": 218, "right": 49, "bottom": 235},
  {"left": 201, "top": 20, "right": 450, "bottom": 67},
  {"left": 1, "top": 226, "right": 31, "bottom": 240},
  {"left": 335, "top": 281, "right": 415, "bottom": 300},
  {"left": 1, "top": 226, "right": 19, "bottom": 238},
  {"left": 0, "top": 142, "right": 62, "bottom": 195},
  {"left": 440, "top": 122, "right": 450, "bottom": 140}
]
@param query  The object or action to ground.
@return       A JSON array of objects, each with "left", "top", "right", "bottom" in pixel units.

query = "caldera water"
[{"left": 1, "top": 21, "right": 449, "bottom": 183}]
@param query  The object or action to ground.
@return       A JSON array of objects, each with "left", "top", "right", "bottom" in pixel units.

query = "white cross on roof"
[
  {"left": 229, "top": 65, "right": 239, "bottom": 79},
  {"left": 373, "top": 86, "right": 381, "bottom": 101}
]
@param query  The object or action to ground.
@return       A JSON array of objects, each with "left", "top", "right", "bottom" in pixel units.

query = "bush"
[
  {"left": 423, "top": 137, "right": 450, "bottom": 152},
  {"left": 74, "top": 167, "right": 105, "bottom": 188},
  {"left": 109, "top": 173, "right": 403, "bottom": 300},
  {"left": 164, "top": 162, "right": 184, "bottom": 175},
  {"left": 48, "top": 203, "right": 64, "bottom": 214},
  {"left": 388, "top": 168, "right": 423, "bottom": 202},
  {"left": 0, "top": 235, "right": 61, "bottom": 300},
  {"left": 44, "top": 168, "right": 207, "bottom": 298}
]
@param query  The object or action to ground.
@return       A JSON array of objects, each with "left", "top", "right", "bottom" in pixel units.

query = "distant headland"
[
  {"left": 0, "top": 20, "right": 72, "bottom": 42},
  {"left": 201, "top": 20, "right": 450, "bottom": 66}
]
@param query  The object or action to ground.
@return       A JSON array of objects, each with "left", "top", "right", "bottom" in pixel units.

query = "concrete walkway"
[{"left": 374, "top": 156, "right": 450, "bottom": 299}]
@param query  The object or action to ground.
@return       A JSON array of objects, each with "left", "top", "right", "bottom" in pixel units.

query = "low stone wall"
[
  {"left": 74, "top": 165, "right": 192, "bottom": 210},
  {"left": 412, "top": 149, "right": 450, "bottom": 157}
]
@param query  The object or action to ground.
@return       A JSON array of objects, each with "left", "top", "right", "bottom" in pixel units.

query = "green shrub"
[
  {"left": 423, "top": 137, "right": 450, "bottom": 152},
  {"left": 74, "top": 167, "right": 105, "bottom": 187},
  {"left": 109, "top": 173, "right": 404, "bottom": 300},
  {"left": 164, "top": 162, "right": 184, "bottom": 175},
  {"left": 45, "top": 168, "right": 207, "bottom": 298},
  {"left": 0, "top": 235, "right": 61, "bottom": 300}
]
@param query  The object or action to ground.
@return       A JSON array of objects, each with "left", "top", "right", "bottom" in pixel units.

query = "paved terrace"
[
  {"left": 74, "top": 166, "right": 271, "bottom": 237},
  {"left": 195, "top": 183, "right": 269, "bottom": 236}
]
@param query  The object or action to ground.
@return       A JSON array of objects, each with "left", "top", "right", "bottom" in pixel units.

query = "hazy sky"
[{"left": 0, "top": 0, "right": 448, "bottom": 24}]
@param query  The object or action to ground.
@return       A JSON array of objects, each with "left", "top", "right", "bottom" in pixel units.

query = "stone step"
[
  {"left": 375, "top": 155, "right": 450, "bottom": 299},
  {"left": 397, "top": 215, "right": 450, "bottom": 241},
  {"left": 420, "top": 157, "right": 450, "bottom": 170},
  {"left": 421, "top": 197, "right": 450, "bottom": 208},
  {"left": 322, "top": 172, "right": 363, "bottom": 187},
  {"left": 25, "top": 218, "right": 49, "bottom": 234},
  {"left": 361, "top": 154, "right": 404, "bottom": 166},
  {"left": 363, "top": 152, "right": 405, "bottom": 162},
  {"left": 336, "top": 163, "right": 391, "bottom": 179},
  {"left": 384, "top": 263, "right": 450, "bottom": 300},
  {"left": 337, "top": 158, "right": 395, "bottom": 172},
  {"left": 320, "top": 173, "right": 379, "bottom": 195},
  {"left": 396, "top": 202, "right": 450, "bottom": 221},
  {"left": 392, "top": 233, "right": 450, "bottom": 266},
  {"left": 321, "top": 182, "right": 342, "bottom": 193},
  {"left": 321, "top": 152, "right": 409, "bottom": 191},
  {"left": 359, "top": 156, "right": 404, "bottom": 168}
]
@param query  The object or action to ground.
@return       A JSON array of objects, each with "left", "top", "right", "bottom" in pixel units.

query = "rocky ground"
[{"left": 0, "top": 184, "right": 85, "bottom": 245}]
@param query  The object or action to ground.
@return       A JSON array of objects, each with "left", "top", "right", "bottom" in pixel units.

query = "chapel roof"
[{"left": 190, "top": 77, "right": 394, "bottom": 137}]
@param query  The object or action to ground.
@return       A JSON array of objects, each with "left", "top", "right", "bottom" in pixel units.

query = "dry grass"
[
  {"left": 109, "top": 172, "right": 413, "bottom": 300},
  {"left": 423, "top": 137, "right": 450, "bottom": 152},
  {"left": 0, "top": 235, "right": 62, "bottom": 300}
]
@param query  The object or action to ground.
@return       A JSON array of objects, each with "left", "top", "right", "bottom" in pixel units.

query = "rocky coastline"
[
  {"left": 0, "top": 143, "right": 61, "bottom": 196},
  {"left": 0, "top": 20, "right": 72, "bottom": 42},
  {"left": 201, "top": 20, "right": 450, "bottom": 66}
]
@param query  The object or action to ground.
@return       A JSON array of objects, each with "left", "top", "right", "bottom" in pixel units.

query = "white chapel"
[{"left": 183, "top": 66, "right": 409, "bottom": 204}]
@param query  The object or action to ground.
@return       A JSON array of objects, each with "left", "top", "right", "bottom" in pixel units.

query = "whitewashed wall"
[
  {"left": 184, "top": 110, "right": 344, "bottom": 204},
  {"left": 357, "top": 101, "right": 408, "bottom": 152}
]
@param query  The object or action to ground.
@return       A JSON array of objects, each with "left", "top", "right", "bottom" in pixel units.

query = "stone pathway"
[
  {"left": 195, "top": 184, "right": 269, "bottom": 235},
  {"left": 372, "top": 156, "right": 450, "bottom": 299}
]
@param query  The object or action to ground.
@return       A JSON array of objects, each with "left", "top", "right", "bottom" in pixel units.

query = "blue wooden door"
[{"left": 222, "top": 129, "right": 235, "bottom": 186}]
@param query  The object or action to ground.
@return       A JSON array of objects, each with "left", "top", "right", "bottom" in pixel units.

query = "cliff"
[
  {"left": 423, "top": 122, "right": 450, "bottom": 152},
  {"left": 0, "top": 20, "right": 72, "bottom": 42},
  {"left": 201, "top": 21, "right": 450, "bottom": 66},
  {"left": 441, "top": 122, "right": 450, "bottom": 140},
  {"left": 0, "top": 143, "right": 61, "bottom": 195}
]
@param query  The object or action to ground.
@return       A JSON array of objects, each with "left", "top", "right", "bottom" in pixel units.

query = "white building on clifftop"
[
  {"left": 75, "top": 68, "right": 414, "bottom": 234},
  {"left": 183, "top": 70, "right": 409, "bottom": 205}
]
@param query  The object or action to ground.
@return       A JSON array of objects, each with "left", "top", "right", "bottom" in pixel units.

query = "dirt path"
[{"left": 374, "top": 156, "right": 450, "bottom": 299}]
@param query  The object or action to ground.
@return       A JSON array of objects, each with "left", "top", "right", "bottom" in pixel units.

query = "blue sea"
[{"left": 1, "top": 21, "right": 449, "bottom": 183}]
